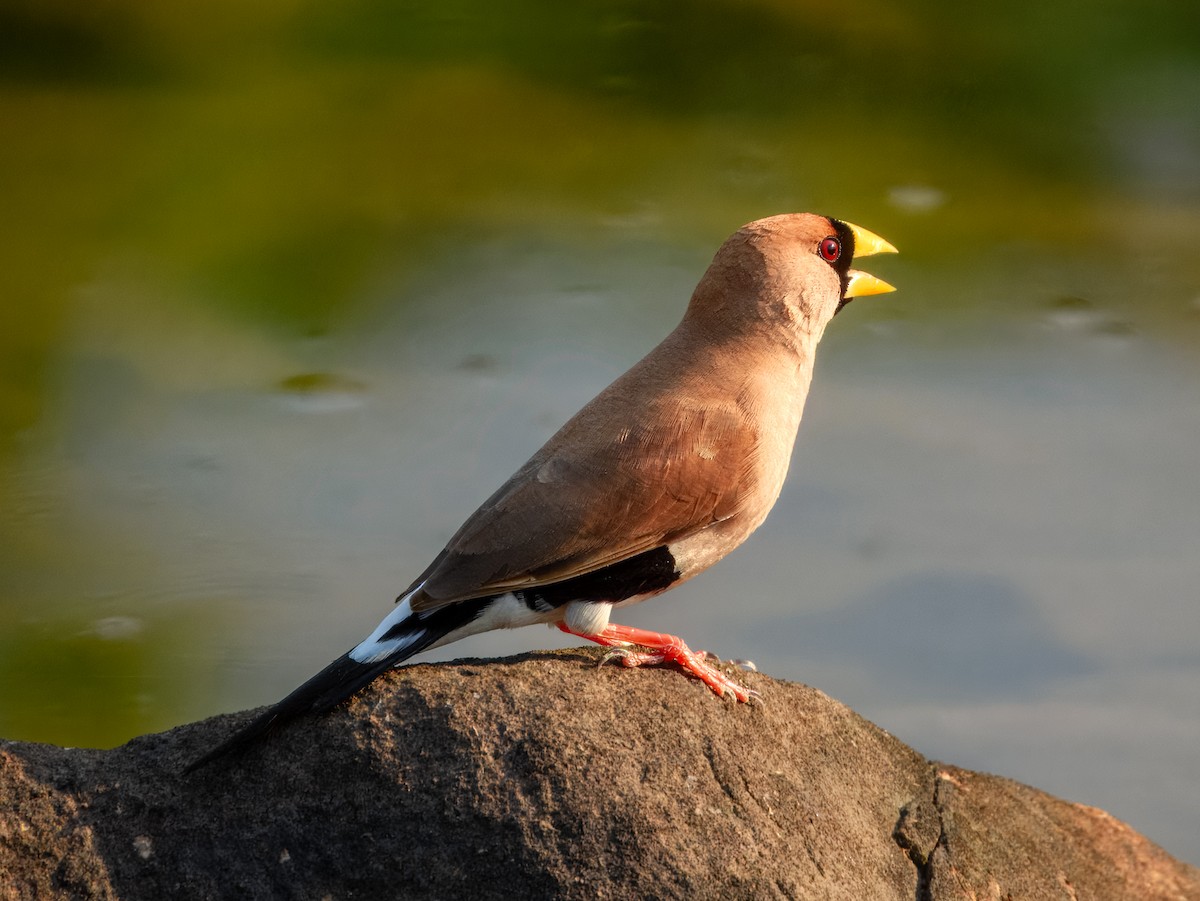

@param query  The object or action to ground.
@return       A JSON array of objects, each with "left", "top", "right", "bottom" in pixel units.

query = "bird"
[{"left": 185, "top": 212, "right": 896, "bottom": 772}]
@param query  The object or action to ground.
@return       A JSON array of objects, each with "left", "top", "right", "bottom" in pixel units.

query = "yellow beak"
[{"left": 843, "top": 221, "right": 898, "bottom": 298}]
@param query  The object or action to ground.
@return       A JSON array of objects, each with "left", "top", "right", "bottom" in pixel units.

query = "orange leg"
[{"left": 557, "top": 621, "right": 757, "bottom": 702}]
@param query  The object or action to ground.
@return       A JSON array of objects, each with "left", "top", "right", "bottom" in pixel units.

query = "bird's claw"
[
  {"left": 598, "top": 648, "right": 621, "bottom": 667},
  {"left": 565, "top": 622, "right": 760, "bottom": 703},
  {"left": 675, "top": 649, "right": 756, "bottom": 703},
  {"left": 708, "top": 671, "right": 758, "bottom": 704},
  {"left": 600, "top": 647, "right": 666, "bottom": 669},
  {"left": 598, "top": 647, "right": 631, "bottom": 668}
]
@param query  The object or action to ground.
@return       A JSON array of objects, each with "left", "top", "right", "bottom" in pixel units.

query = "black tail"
[
  {"left": 184, "top": 596, "right": 494, "bottom": 774},
  {"left": 182, "top": 651, "right": 398, "bottom": 774}
]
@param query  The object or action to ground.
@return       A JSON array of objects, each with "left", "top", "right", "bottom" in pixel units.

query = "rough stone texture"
[{"left": 1, "top": 649, "right": 1197, "bottom": 900}]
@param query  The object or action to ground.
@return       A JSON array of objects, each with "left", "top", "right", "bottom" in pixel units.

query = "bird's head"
[{"left": 687, "top": 212, "right": 897, "bottom": 344}]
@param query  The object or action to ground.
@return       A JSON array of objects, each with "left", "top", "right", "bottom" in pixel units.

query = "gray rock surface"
[{"left": 2, "top": 649, "right": 1197, "bottom": 900}]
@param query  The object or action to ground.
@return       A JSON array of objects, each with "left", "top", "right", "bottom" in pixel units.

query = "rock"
[{"left": 1, "top": 649, "right": 1197, "bottom": 900}]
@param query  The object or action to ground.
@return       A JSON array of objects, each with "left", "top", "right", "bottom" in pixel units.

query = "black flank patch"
[
  {"left": 380, "top": 597, "right": 491, "bottom": 644},
  {"left": 518, "top": 545, "right": 680, "bottom": 611}
]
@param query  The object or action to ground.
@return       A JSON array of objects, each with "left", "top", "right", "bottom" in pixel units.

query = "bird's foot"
[
  {"left": 598, "top": 646, "right": 666, "bottom": 669},
  {"left": 559, "top": 621, "right": 757, "bottom": 703}
]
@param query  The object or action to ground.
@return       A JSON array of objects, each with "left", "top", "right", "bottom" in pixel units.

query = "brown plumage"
[
  {"left": 185, "top": 212, "right": 896, "bottom": 772},
  {"left": 409, "top": 213, "right": 893, "bottom": 607}
]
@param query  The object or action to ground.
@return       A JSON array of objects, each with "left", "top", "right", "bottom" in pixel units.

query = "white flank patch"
[
  {"left": 349, "top": 587, "right": 559, "bottom": 665},
  {"left": 423, "top": 592, "right": 551, "bottom": 651},
  {"left": 563, "top": 599, "right": 613, "bottom": 636}
]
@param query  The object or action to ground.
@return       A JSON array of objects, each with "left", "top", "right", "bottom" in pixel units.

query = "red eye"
[{"left": 819, "top": 236, "right": 841, "bottom": 262}]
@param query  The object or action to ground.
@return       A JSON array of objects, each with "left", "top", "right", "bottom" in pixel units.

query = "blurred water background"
[{"left": 1, "top": 0, "right": 1198, "bottom": 864}]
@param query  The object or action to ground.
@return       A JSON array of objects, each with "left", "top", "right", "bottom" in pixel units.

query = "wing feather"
[{"left": 407, "top": 392, "right": 761, "bottom": 610}]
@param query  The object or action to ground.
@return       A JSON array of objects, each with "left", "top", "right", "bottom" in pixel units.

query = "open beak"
[{"left": 843, "top": 222, "right": 898, "bottom": 298}]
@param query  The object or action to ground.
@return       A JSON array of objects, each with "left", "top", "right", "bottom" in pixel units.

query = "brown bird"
[{"left": 186, "top": 212, "right": 896, "bottom": 771}]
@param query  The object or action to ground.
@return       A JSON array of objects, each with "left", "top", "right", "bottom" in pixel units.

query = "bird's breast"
[{"left": 664, "top": 355, "right": 813, "bottom": 582}]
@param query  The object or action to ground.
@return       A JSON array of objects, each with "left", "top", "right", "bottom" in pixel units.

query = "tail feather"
[
  {"left": 184, "top": 595, "right": 495, "bottom": 774},
  {"left": 183, "top": 651, "right": 398, "bottom": 773},
  {"left": 186, "top": 623, "right": 436, "bottom": 773}
]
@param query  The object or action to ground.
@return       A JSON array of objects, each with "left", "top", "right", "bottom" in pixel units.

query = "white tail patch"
[{"left": 349, "top": 587, "right": 425, "bottom": 664}]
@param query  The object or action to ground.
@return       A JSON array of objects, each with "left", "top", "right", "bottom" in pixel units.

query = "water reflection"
[
  {"left": 1, "top": 0, "right": 1198, "bottom": 866},
  {"left": 748, "top": 571, "right": 1097, "bottom": 700}
]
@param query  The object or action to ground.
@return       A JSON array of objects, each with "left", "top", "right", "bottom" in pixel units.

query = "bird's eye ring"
[{"left": 818, "top": 236, "right": 841, "bottom": 263}]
